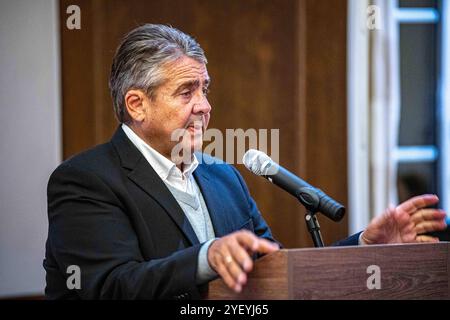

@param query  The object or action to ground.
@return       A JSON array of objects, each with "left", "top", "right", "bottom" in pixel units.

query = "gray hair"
[{"left": 109, "top": 24, "right": 207, "bottom": 123}]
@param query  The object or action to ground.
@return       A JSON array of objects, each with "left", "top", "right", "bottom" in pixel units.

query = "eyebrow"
[{"left": 173, "top": 78, "right": 211, "bottom": 95}]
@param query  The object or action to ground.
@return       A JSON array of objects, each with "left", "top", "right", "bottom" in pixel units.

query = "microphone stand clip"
[{"left": 297, "top": 187, "right": 325, "bottom": 248}]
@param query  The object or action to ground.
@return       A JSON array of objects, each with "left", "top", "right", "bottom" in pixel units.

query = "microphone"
[{"left": 243, "top": 149, "right": 345, "bottom": 222}]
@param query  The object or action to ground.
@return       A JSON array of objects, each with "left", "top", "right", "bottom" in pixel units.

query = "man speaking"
[{"left": 43, "top": 24, "right": 447, "bottom": 299}]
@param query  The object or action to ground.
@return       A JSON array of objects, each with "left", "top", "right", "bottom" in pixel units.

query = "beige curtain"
[{"left": 369, "top": 0, "right": 400, "bottom": 217}]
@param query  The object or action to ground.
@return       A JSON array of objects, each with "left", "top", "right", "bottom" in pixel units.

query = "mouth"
[
  {"left": 187, "top": 127, "right": 203, "bottom": 137},
  {"left": 186, "top": 121, "right": 204, "bottom": 133}
]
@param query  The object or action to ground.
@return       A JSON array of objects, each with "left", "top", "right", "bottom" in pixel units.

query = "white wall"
[{"left": 0, "top": 0, "right": 61, "bottom": 297}]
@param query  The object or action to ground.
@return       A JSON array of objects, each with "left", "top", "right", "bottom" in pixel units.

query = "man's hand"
[
  {"left": 207, "top": 230, "right": 279, "bottom": 293},
  {"left": 361, "top": 194, "right": 447, "bottom": 245}
]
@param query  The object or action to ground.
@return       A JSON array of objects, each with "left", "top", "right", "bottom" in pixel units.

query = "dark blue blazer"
[{"left": 44, "top": 127, "right": 359, "bottom": 300}]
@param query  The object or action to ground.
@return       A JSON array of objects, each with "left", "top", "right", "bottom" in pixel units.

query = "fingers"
[
  {"left": 415, "top": 220, "right": 448, "bottom": 234},
  {"left": 235, "top": 231, "right": 279, "bottom": 254},
  {"left": 214, "top": 255, "right": 241, "bottom": 292},
  {"left": 207, "top": 230, "right": 279, "bottom": 293},
  {"left": 219, "top": 247, "right": 247, "bottom": 292},
  {"left": 228, "top": 239, "right": 254, "bottom": 273},
  {"left": 396, "top": 194, "right": 439, "bottom": 215},
  {"left": 408, "top": 208, "right": 447, "bottom": 235},
  {"left": 410, "top": 209, "right": 446, "bottom": 225},
  {"left": 416, "top": 235, "right": 440, "bottom": 243},
  {"left": 208, "top": 242, "right": 250, "bottom": 292}
]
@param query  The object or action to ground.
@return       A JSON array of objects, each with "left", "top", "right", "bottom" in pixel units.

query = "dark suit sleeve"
[
  {"left": 47, "top": 163, "right": 202, "bottom": 300},
  {"left": 229, "top": 165, "right": 280, "bottom": 246},
  {"left": 331, "top": 231, "right": 363, "bottom": 246}
]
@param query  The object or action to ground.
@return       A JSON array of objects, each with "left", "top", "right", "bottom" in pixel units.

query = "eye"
[
  {"left": 180, "top": 90, "right": 192, "bottom": 99},
  {"left": 202, "top": 87, "right": 210, "bottom": 96}
]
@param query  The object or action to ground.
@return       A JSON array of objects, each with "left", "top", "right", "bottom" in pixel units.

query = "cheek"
[
  {"left": 177, "top": 107, "right": 194, "bottom": 127},
  {"left": 157, "top": 99, "right": 194, "bottom": 131},
  {"left": 161, "top": 108, "right": 188, "bottom": 129}
]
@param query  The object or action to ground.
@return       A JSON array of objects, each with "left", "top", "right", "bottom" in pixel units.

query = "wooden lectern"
[{"left": 207, "top": 242, "right": 450, "bottom": 300}]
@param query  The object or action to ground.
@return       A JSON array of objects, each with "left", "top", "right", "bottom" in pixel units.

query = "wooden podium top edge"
[{"left": 273, "top": 241, "right": 450, "bottom": 254}]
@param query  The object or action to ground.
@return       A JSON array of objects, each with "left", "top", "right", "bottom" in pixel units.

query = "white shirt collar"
[{"left": 121, "top": 124, "right": 198, "bottom": 182}]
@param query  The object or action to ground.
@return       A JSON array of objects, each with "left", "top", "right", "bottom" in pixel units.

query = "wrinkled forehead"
[{"left": 162, "top": 56, "right": 210, "bottom": 87}]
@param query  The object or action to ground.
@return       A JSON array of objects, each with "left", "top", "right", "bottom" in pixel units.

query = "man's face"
[{"left": 139, "top": 55, "right": 211, "bottom": 160}]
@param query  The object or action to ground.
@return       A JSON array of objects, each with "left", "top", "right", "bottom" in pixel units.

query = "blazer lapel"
[
  {"left": 193, "top": 164, "right": 233, "bottom": 237},
  {"left": 111, "top": 127, "right": 200, "bottom": 246}
]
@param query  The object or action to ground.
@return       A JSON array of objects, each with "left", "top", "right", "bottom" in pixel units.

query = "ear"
[{"left": 124, "top": 89, "right": 149, "bottom": 122}]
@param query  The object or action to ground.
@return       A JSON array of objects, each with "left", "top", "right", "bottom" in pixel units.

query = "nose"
[{"left": 192, "top": 95, "right": 211, "bottom": 115}]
